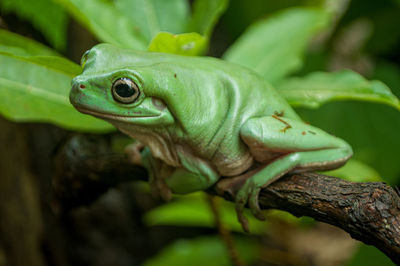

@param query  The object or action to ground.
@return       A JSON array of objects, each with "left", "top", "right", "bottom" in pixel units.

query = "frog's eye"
[
  {"left": 81, "top": 50, "right": 90, "bottom": 68},
  {"left": 112, "top": 78, "right": 140, "bottom": 104}
]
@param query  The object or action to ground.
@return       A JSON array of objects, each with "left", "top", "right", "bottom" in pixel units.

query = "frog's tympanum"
[{"left": 70, "top": 44, "right": 352, "bottom": 230}]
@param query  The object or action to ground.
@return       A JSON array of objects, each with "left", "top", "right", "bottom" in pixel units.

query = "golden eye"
[
  {"left": 81, "top": 50, "right": 90, "bottom": 68},
  {"left": 112, "top": 78, "right": 140, "bottom": 104}
]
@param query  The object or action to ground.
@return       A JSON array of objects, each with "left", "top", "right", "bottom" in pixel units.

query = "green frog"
[{"left": 70, "top": 44, "right": 352, "bottom": 230}]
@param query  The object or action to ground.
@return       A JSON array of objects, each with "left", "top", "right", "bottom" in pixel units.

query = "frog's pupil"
[{"left": 115, "top": 83, "right": 134, "bottom": 97}]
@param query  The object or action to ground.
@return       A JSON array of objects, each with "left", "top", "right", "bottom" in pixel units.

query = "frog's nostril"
[{"left": 71, "top": 81, "right": 86, "bottom": 91}]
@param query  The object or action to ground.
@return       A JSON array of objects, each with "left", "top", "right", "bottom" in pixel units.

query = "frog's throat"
[{"left": 75, "top": 107, "right": 160, "bottom": 121}]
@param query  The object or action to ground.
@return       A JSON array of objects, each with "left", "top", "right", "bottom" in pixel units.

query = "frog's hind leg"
[{"left": 237, "top": 116, "right": 353, "bottom": 231}]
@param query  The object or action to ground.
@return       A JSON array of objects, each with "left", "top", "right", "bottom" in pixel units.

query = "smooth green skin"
[{"left": 70, "top": 44, "right": 352, "bottom": 230}]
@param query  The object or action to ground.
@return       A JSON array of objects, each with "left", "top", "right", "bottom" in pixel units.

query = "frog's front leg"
[
  {"left": 136, "top": 146, "right": 175, "bottom": 201},
  {"left": 165, "top": 147, "right": 220, "bottom": 194},
  {"left": 127, "top": 143, "right": 219, "bottom": 197},
  {"left": 237, "top": 116, "right": 353, "bottom": 231}
]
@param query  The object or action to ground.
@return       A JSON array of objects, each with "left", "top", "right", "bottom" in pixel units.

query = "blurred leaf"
[
  {"left": 54, "top": 0, "right": 147, "bottom": 50},
  {"left": 143, "top": 236, "right": 258, "bottom": 266},
  {"left": 221, "top": 0, "right": 325, "bottom": 39},
  {"left": 0, "top": 52, "right": 113, "bottom": 131},
  {"left": 373, "top": 61, "right": 400, "bottom": 93},
  {"left": 143, "top": 192, "right": 265, "bottom": 233},
  {"left": 297, "top": 61, "right": 400, "bottom": 185},
  {"left": 346, "top": 244, "right": 395, "bottom": 266},
  {"left": 0, "top": 0, "right": 67, "bottom": 51},
  {"left": 297, "top": 101, "right": 400, "bottom": 184},
  {"left": 148, "top": 32, "right": 207, "bottom": 55},
  {"left": 223, "top": 8, "right": 330, "bottom": 83},
  {"left": 277, "top": 70, "right": 400, "bottom": 111},
  {"left": 187, "top": 0, "right": 229, "bottom": 36},
  {"left": 114, "top": 0, "right": 190, "bottom": 42},
  {"left": 0, "top": 29, "right": 59, "bottom": 56},
  {"left": 323, "top": 159, "right": 383, "bottom": 182}
]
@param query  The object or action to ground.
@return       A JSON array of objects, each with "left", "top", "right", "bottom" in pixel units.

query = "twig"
[{"left": 206, "top": 195, "right": 245, "bottom": 266}]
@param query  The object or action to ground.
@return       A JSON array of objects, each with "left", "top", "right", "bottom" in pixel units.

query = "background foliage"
[{"left": 0, "top": 0, "right": 399, "bottom": 265}]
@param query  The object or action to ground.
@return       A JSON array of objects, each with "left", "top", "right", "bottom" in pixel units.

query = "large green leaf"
[
  {"left": 114, "top": 0, "right": 190, "bottom": 42},
  {"left": 187, "top": 0, "right": 229, "bottom": 36},
  {"left": 297, "top": 101, "right": 400, "bottom": 184},
  {"left": 223, "top": 8, "right": 330, "bottom": 83},
  {"left": 54, "top": 0, "right": 147, "bottom": 50},
  {"left": 143, "top": 236, "right": 258, "bottom": 266},
  {"left": 0, "top": 29, "right": 59, "bottom": 56},
  {"left": 143, "top": 192, "right": 265, "bottom": 233},
  {"left": 346, "top": 244, "right": 395, "bottom": 266},
  {"left": 323, "top": 159, "right": 383, "bottom": 182},
  {"left": 295, "top": 63, "right": 400, "bottom": 185},
  {"left": 277, "top": 70, "right": 400, "bottom": 111},
  {"left": 0, "top": 0, "right": 67, "bottom": 51},
  {"left": 148, "top": 32, "right": 207, "bottom": 56},
  {"left": 0, "top": 52, "right": 112, "bottom": 131}
]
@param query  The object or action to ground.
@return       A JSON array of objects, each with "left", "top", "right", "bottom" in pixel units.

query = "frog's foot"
[
  {"left": 125, "top": 142, "right": 145, "bottom": 166},
  {"left": 149, "top": 173, "right": 172, "bottom": 202},
  {"left": 235, "top": 179, "right": 265, "bottom": 232}
]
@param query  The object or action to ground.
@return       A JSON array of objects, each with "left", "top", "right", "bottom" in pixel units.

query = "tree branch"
[{"left": 53, "top": 134, "right": 400, "bottom": 264}]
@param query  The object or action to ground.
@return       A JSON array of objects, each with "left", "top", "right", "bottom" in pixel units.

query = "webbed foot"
[
  {"left": 126, "top": 143, "right": 172, "bottom": 201},
  {"left": 215, "top": 168, "right": 266, "bottom": 233},
  {"left": 235, "top": 179, "right": 265, "bottom": 232}
]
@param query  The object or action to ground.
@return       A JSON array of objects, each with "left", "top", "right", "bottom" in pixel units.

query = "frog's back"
[
  {"left": 138, "top": 50, "right": 302, "bottom": 175},
  {"left": 165, "top": 54, "right": 302, "bottom": 176},
  {"left": 89, "top": 44, "right": 300, "bottom": 176}
]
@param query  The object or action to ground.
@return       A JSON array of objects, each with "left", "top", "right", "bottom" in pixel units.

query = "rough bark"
[
  {"left": 53, "top": 134, "right": 400, "bottom": 264},
  {"left": 216, "top": 173, "right": 400, "bottom": 264}
]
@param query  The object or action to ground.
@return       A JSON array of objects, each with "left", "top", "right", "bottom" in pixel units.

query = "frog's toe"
[
  {"left": 154, "top": 180, "right": 172, "bottom": 201},
  {"left": 149, "top": 174, "right": 172, "bottom": 201},
  {"left": 235, "top": 180, "right": 254, "bottom": 232},
  {"left": 158, "top": 182, "right": 172, "bottom": 201},
  {"left": 235, "top": 180, "right": 265, "bottom": 232},
  {"left": 235, "top": 199, "right": 250, "bottom": 233},
  {"left": 249, "top": 188, "right": 265, "bottom": 221}
]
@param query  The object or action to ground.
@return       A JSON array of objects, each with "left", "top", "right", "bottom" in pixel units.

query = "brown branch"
[
  {"left": 215, "top": 173, "right": 400, "bottom": 264},
  {"left": 53, "top": 134, "right": 400, "bottom": 264}
]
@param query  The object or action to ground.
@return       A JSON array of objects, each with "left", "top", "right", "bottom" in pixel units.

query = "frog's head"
[
  {"left": 70, "top": 43, "right": 227, "bottom": 135},
  {"left": 70, "top": 43, "right": 176, "bottom": 128}
]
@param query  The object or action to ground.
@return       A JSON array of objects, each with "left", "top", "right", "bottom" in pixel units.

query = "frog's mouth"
[{"left": 75, "top": 107, "right": 161, "bottom": 121}]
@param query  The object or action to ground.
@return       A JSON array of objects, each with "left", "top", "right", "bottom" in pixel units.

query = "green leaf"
[
  {"left": 277, "top": 70, "right": 400, "bottom": 111},
  {"left": 0, "top": 52, "right": 113, "bottom": 131},
  {"left": 0, "top": 0, "right": 67, "bottom": 51},
  {"left": 148, "top": 32, "right": 207, "bottom": 56},
  {"left": 143, "top": 192, "right": 265, "bottom": 233},
  {"left": 346, "top": 244, "right": 395, "bottom": 266},
  {"left": 143, "top": 236, "right": 258, "bottom": 266},
  {"left": 0, "top": 29, "right": 59, "bottom": 56},
  {"left": 323, "top": 159, "right": 383, "bottom": 182},
  {"left": 114, "top": 0, "right": 190, "bottom": 42},
  {"left": 297, "top": 101, "right": 400, "bottom": 184},
  {"left": 223, "top": 8, "right": 330, "bottom": 83},
  {"left": 54, "top": 0, "right": 147, "bottom": 50},
  {"left": 187, "top": 0, "right": 229, "bottom": 36}
]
